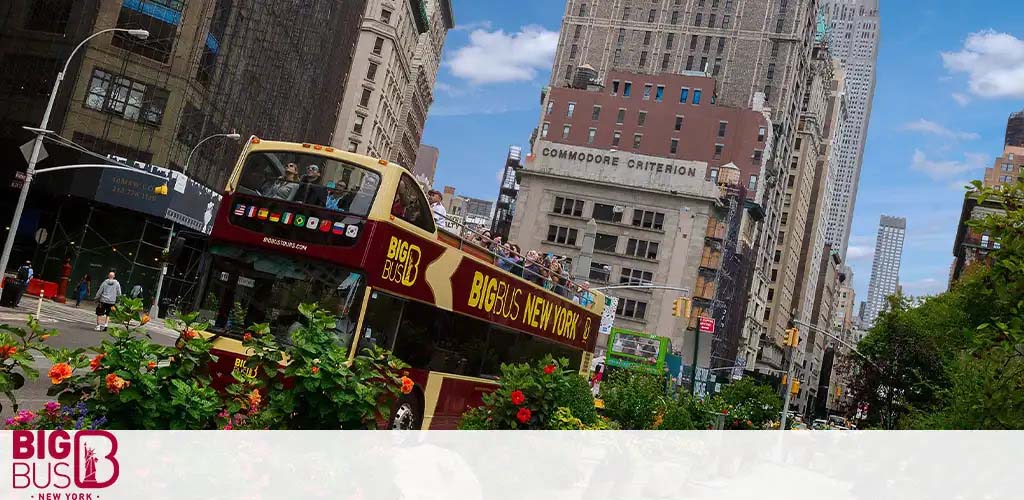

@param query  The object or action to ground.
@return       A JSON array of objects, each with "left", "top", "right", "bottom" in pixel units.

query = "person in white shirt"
[{"left": 428, "top": 189, "right": 447, "bottom": 227}]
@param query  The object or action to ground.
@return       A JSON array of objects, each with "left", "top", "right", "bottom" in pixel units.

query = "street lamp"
[
  {"left": 149, "top": 132, "right": 241, "bottom": 318},
  {"left": 0, "top": 27, "right": 149, "bottom": 294}
]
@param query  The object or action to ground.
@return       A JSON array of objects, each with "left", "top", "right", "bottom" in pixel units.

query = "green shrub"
[
  {"left": 555, "top": 373, "right": 598, "bottom": 425},
  {"left": 599, "top": 370, "right": 668, "bottom": 429}
]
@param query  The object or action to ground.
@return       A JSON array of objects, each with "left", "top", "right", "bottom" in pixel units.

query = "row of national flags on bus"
[{"left": 234, "top": 202, "right": 358, "bottom": 237}]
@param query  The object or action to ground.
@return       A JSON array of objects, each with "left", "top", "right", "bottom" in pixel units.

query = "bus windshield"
[
  {"left": 611, "top": 332, "right": 662, "bottom": 360},
  {"left": 235, "top": 150, "right": 381, "bottom": 217},
  {"left": 197, "top": 244, "right": 366, "bottom": 347}
]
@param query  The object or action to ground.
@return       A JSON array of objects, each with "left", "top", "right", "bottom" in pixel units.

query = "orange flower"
[
  {"left": 182, "top": 328, "right": 197, "bottom": 340},
  {"left": 0, "top": 345, "right": 17, "bottom": 359},
  {"left": 140, "top": 314, "right": 151, "bottom": 326},
  {"left": 48, "top": 363, "right": 73, "bottom": 385},
  {"left": 400, "top": 376, "right": 414, "bottom": 395},
  {"left": 40, "top": 335, "right": 50, "bottom": 341},
  {"left": 311, "top": 366, "right": 320, "bottom": 375},
  {"left": 146, "top": 361, "right": 157, "bottom": 370},
  {"left": 89, "top": 354, "right": 105, "bottom": 372},
  {"left": 247, "top": 389, "right": 262, "bottom": 409},
  {"left": 105, "top": 373, "right": 130, "bottom": 394}
]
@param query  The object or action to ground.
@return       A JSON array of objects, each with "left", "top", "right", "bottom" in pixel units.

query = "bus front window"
[
  {"left": 198, "top": 245, "right": 366, "bottom": 348},
  {"left": 236, "top": 151, "right": 380, "bottom": 217}
]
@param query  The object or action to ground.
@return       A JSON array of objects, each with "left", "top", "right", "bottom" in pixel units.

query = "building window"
[
  {"left": 714, "top": 144, "right": 723, "bottom": 159},
  {"left": 718, "top": 38, "right": 727, "bottom": 54},
  {"left": 547, "top": 225, "right": 579, "bottom": 246},
  {"left": 590, "top": 262, "right": 611, "bottom": 282},
  {"left": 587, "top": 128, "right": 597, "bottom": 144},
  {"left": 111, "top": 5, "right": 177, "bottom": 64},
  {"left": 700, "top": 56, "right": 708, "bottom": 72},
  {"left": 748, "top": 175, "right": 758, "bottom": 191},
  {"left": 352, "top": 115, "right": 365, "bottom": 134},
  {"left": 380, "top": 9, "right": 392, "bottom": 24},
  {"left": 620, "top": 268, "right": 653, "bottom": 286},
  {"left": 633, "top": 210, "right": 665, "bottom": 230},
  {"left": 648, "top": 9, "right": 657, "bottom": 23},
  {"left": 553, "top": 196, "right": 584, "bottom": 217},
  {"left": 633, "top": 134, "right": 643, "bottom": 149},
  {"left": 795, "top": 137, "right": 802, "bottom": 150},
  {"left": 638, "top": 111, "right": 647, "bottom": 126},
  {"left": 623, "top": 82, "right": 632, "bottom": 96},
  {"left": 1001, "top": 163, "right": 1013, "bottom": 172},
  {"left": 612, "top": 80, "right": 620, "bottom": 94},
  {"left": 84, "top": 68, "right": 169, "bottom": 126},
  {"left": 655, "top": 85, "right": 665, "bottom": 102},
  {"left": 567, "top": 102, "right": 576, "bottom": 118},
  {"left": 771, "top": 41, "right": 780, "bottom": 57},
  {"left": 776, "top": 18, "right": 784, "bottom": 33},
  {"left": 612, "top": 131, "right": 621, "bottom": 146},
  {"left": 592, "top": 105, "right": 602, "bottom": 120},
  {"left": 639, "top": 51, "right": 649, "bottom": 68},
  {"left": 359, "top": 88, "right": 372, "bottom": 107},
  {"left": 565, "top": 65, "right": 574, "bottom": 80},
  {"left": 703, "top": 38, "right": 712, "bottom": 53},
  {"left": 546, "top": 101, "right": 554, "bottom": 115},
  {"left": 670, "top": 139, "right": 679, "bottom": 154},
  {"left": 695, "top": 13, "right": 703, "bottom": 26},
  {"left": 708, "top": 14, "right": 716, "bottom": 28},
  {"left": 348, "top": 141, "right": 359, "bottom": 153},
  {"left": 562, "top": 125, "right": 571, "bottom": 139},
  {"left": 592, "top": 203, "right": 623, "bottom": 223},
  {"left": 541, "top": 123, "right": 549, "bottom": 138},
  {"left": 693, "top": 89, "right": 702, "bottom": 104},
  {"left": 616, "top": 109, "right": 626, "bottom": 124},
  {"left": 713, "top": 58, "right": 722, "bottom": 76},
  {"left": 569, "top": 44, "right": 579, "bottom": 59},
  {"left": 723, "top": 15, "right": 731, "bottom": 28},
  {"left": 753, "top": 149, "right": 763, "bottom": 165},
  {"left": 373, "top": 37, "right": 385, "bottom": 55},
  {"left": 573, "top": 25, "right": 582, "bottom": 40},
  {"left": 626, "top": 238, "right": 659, "bottom": 259},
  {"left": 758, "top": 126, "right": 767, "bottom": 142},
  {"left": 366, "top": 62, "right": 378, "bottom": 81},
  {"left": 616, "top": 299, "right": 647, "bottom": 320},
  {"left": 595, "top": 233, "right": 618, "bottom": 252},
  {"left": 686, "top": 56, "right": 694, "bottom": 70},
  {"left": 680, "top": 88, "right": 689, "bottom": 103},
  {"left": 666, "top": 33, "right": 675, "bottom": 49},
  {"left": 642, "top": 84, "right": 652, "bottom": 100},
  {"left": 578, "top": 3, "right": 588, "bottom": 16},
  {"left": 718, "top": 121, "right": 728, "bottom": 137},
  {"left": 675, "top": 116, "right": 684, "bottom": 131},
  {"left": 764, "top": 85, "right": 772, "bottom": 99},
  {"left": 690, "top": 35, "right": 699, "bottom": 50},
  {"left": 709, "top": 168, "right": 719, "bottom": 183},
  {"left": 622, "top": 6, "right": 631, "bottom": 20},
  {"left": 25, "top": 0, "right": 74, "bottom": 34},
  {"left": 661, "top": 53, "right": 671, "bottom": 70},
  {"left": 644, "top": 30, "right": 652, "bottom": 45},
  {"left": 671, "top": 11, "right": 680, "bottom": 24},
  {"left": 767, "top": 63, "right": 776, "bottom": 80},
  {"left": 617, "top": 29, "right": 626, "bottom": 45}
]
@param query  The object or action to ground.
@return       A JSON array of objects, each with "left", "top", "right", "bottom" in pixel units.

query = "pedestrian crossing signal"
[{"left": 154, "top": 184, "right": 169, "bottom": 196}]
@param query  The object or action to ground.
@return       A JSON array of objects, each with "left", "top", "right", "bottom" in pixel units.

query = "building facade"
[
  {"left": 492, "top": 146, "right": 523, "bottom": 241},
  {"left": 821, "top": 0, "right": 880, "bottom": 260},
  {"left": 1005, "top": 109, "right": 1024, "bottom": 149},
  {"left": 863, "top": 215, "right": 905, "bottom": 327},
  {"left": 412, "top": 143, "right": 439, "bottom": 186},
  {"left": 331, "top": 0, "right": 453, "bottom": 165},
  {"left": 983, "top": 145, "right": 1024, "bottom": 189}
]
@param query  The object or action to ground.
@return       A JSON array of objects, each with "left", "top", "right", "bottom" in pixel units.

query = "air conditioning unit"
[{"left": 612, "top": 206, "right": 624, "bottom": 213}]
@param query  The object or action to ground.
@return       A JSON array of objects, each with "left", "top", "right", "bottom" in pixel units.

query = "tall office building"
[
  {"left": 1005, "top": 109, "right": 1024, "bottom": 149},
  {"left": 821, "top": 0, "right": 880, "bottom": 260},
  {"left": 331, "top": 0, "right": 453, "bottom": 165},
  {"left": 864, "top": 215, "right": 905, "bottom": 327}
]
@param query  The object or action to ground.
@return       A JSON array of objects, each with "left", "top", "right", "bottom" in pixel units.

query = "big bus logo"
[
  {"left": 11, "top": 430, "right": 120, "bottom": 490},
  {"left": 382, "top": 236, "right": 421, "bottom": 286}
]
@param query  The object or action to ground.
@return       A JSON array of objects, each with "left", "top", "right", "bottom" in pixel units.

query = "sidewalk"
[{"left": 0, "top": 297, "right": 180, "bottom": 339}]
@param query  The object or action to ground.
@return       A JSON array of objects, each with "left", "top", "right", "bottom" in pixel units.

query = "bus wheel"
[{"left": 389, "top": 393, "right": 422, "bottom": 430}]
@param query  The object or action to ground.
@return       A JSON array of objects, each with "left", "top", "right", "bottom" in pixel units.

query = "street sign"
[
  {"left": 698, "top": 316, "right": 715, "bottom": 334},
  {"left": 599, "top": 296, "right": 618, "bottom": 335},
  {"left": 10, "top": 171, "right": 26, "bottom": 189},
  {"left": 34, "top": 228, "right": 48, "bottom": 245},
  {"left": 20, "top": 140, "right": 48, "bottom": 165}
]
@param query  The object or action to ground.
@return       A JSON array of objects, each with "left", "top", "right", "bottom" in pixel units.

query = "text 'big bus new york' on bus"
[{"left": 187, "top": 137, "right": 607, "bottom": 429}]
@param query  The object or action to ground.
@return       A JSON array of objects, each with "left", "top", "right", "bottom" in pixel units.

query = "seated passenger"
[{"left": 262, "top": 163, "right": 300, "bottom": 200}]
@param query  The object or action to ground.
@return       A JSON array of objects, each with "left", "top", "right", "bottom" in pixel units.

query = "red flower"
[
  {"left": 311, "top": 366, "right": 320, "bottom": 375},
  {"left": 105, "top": 373, "right": 130, "bottom": 394},
  {"left": 0, "top": 345, "right": 17, "bottom": 359},
  {"left": 182, "top": 328, "right": 197, "bottom": 340},
  {"left": 243, "top": 333, "right": 253, "bottom": 342},
  {"left": 722, "top": 408, "right": 729, "bottom": 416},
  {"left": 516, "top": 407, "right": 532, "bottom": 424},
  {"left": 89, "top": 354, "right": 105, "bottom": 371},
  {"left": 543, "top": 364, "right": 556, "bottom": 375},
  {"left": 146, "top": 361, "right": 157, "bottom": 370},
  {"left": 400, "top": 376, "right": 414, "bottom": 395},
  {"left": 510, "top": 390, "right": 525, "bottom": 406}
]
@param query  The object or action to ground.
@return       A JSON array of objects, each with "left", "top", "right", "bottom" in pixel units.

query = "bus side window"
[{"left": 394, "top": 175, "right": 436, "bottom": 233}]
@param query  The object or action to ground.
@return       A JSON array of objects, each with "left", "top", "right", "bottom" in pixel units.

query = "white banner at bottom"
[{"left": 0, "top": 431, "right": 1018, "bottom": 500}]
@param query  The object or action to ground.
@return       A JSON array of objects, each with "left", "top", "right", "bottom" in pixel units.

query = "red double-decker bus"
[{"left": 194, "top": 138, "right": 606, "bottom": 429}]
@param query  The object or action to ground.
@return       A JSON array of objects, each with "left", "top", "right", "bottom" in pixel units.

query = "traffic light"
[
  {"left": 683, "top": 297, "right": 692, "bottom": 319},
  {"left": 790, "top": 380, "right": 800, "bottom": 395},
  {"left": 784, "top": 327, "right": 800, "bottom": 347},
  {"left": 154, "top": 183, "right": 169, "bottom": 195},
  {"left": 671, "top": 297, "right": 693, "bottom": 318}
]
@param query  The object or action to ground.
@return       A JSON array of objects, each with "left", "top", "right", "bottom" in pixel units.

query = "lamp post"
[
  {"left": 0, "top": 28, "right": 149, "bottom": 295},
  {"left": 149, "top": 132, "right": 241, "bottom": 318}
]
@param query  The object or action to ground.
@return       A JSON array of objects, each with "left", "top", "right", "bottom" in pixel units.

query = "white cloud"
[
  {"left": 846, "top": 245, "right": 875, "bottom": 262},
  {"left": 951, "top": 93, "right": 971, "bottom": 106},
  {"left": 453, "top": 20, "right": 494, "bottom": 32},
  {"left": 910, "top": 149, "right": 989, "bottom": 180},
  {"left": 901, "top": 119, "right": 979, "bottom": 140},
  {"left": 941, "top": 30, "right": 1024, "bottom": 98},
  {"left": 446, "top": 25, "right": 559, "bottom": 85}
]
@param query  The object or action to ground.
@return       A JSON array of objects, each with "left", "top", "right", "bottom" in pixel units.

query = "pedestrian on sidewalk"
[
  {"left": 13, "top": 261, "right": 33, "bottom": 307},
  {"left": 94, "top": 271, "right": 122, "bottom": 331},
  {"left": 74, "top": 274, "right": 91, "bottom": 308}
]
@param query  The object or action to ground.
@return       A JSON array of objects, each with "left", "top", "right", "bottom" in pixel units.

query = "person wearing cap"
[
  {"left": 428, "top": 189, "right": 447, "bottom": 227},
  {"left": 13, "top": 260, "right": 33, "bottom": 306}
]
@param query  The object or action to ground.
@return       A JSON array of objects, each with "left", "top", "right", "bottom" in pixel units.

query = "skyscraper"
[
  {"left": 821, "top": 0, "right": 880, "bottom": 260},
  {"left": 1005, "top": 109, "right": 1024, "bottom": 148},
  {"left": 864, "top": 215, "right": 905, "bottom": 327}
]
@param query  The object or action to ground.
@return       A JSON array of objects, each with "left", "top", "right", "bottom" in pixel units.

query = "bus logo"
[{"left": 382, "top": 236, "right": 420, "bottom": 286}]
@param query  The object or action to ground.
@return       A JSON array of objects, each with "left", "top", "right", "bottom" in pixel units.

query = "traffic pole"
[{"left": 779, "top": 331, "right": 797, "bottom": 431}]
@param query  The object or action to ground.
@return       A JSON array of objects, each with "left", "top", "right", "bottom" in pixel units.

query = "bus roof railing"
[{"left": 434, "top": 213, "right": 596, "bottom": 306}]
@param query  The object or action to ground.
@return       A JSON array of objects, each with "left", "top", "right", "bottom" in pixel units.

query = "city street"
[{"left": 0, "top": 299, "right": 178, "bottom": 416}]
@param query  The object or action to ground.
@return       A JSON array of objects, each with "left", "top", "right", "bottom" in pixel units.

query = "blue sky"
[{"left": 421, "top": 0, "right": 1024, "bottom": 302}]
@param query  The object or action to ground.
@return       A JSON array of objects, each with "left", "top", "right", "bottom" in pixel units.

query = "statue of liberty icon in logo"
[{"left": 83, "top": 445, "right": 99, "bottom": 484}]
